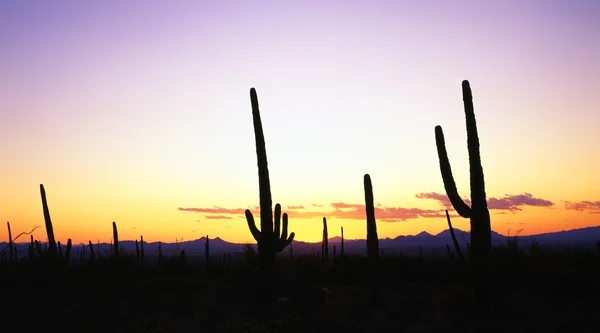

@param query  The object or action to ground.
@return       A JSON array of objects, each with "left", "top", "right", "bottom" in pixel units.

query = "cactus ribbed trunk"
[
  {"left": 40, "top": 184, "right": 57, "bottom": 256},
  {"left": 435, "top": 80, "right": 491, "bottom": 308}
]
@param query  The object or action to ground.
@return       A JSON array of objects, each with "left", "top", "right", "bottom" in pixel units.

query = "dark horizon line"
[{"left": 4, "top": 224, "right": 600, "bottom": 246}]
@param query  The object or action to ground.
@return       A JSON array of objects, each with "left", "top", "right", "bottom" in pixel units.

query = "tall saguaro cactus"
[
  {"left": 364, "top": 174, "right": 380, "bottom": 307},
  {"left": 112, "top": 221, "right": 119, "bottom": 259},
  {"left": 322, "top": 217, "right": 329, "bottom": 261},
  {"left": 364, "top": 174, "right": 379, "bottom": 260},
  {"left": 435, "top": 80, "right": 491, "bottom": 306},
  {"left": 40, "top": 184, "right": 57, "bottom": 255},
  {"left": 245, "top": 88, "right": 295, "bottom": 272}
]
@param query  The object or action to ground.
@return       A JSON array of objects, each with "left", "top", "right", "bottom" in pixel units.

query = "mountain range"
[{"left": 3, "top": 225, "right": 600, "bottom": 260}]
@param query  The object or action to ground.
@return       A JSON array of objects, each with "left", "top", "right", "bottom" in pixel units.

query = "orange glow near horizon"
[{"left": 1, "top": 2, "right": 599, "bottom": 245}]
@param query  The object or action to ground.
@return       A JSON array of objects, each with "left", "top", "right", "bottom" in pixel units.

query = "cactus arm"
[
  {"left": 274, "top": 203, "right": 281, "bottom": 239},
  {"left": 279, "top": 211, "right": 289, "bottom": 242},
  {"left": 245, "top": 210, "right": 261, "bottom": 241},
  {"left": 435, "top": 126, "right": 472, "bottom": 218},
  {"left": 276, "top": 213, "right": 294, "bottom": 251}
]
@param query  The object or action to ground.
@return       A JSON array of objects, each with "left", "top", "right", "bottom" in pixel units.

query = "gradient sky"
[{"left": 1, "top": 0, "right": 599, "bottom": 245}]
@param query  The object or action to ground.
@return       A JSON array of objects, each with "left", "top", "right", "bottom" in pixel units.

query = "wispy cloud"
[
  {"left": 179, "top": 206, "right": 247, "bottom": 214},
  {"left": 204, "top": 215, "right": 234, "bottom": 220},
  {"left": 563, "top": 200, "right": 600, "bottom": 213},
  {"left": 287, "top": 205, "right": 305, "bottom": 210},
  {"left": 416, "top": 192, "right": 554, "bottom": 212},
  {"left": 179, "top": 202, "right": 446, "bottom": 222}
]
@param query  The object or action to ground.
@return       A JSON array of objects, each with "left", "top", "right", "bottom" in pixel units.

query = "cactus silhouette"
[
  {"left": 445, "top": 210, "right": 465, "bottom": 260},
  {"left": 40, "top": 184, "right": 57, "bottom": 256},
  {"left": 65, "top": 238, "right": 72, "bottom": 262},
  {"left": 112, "top": 222, "right": 119, "bottom": 260},
  {"left": 244, "top": 88, "right": 295, "bottom": 272},
  {"left": 364, "top": 174, "right": 380, "bottom": 308},
  {"left": 140, "top": 235, "right": 145, "bottom": 264},
  {"left": 205, "top": 235, "right": 210, "bottom": 271},
  {"left": 435, "top": 80, "right": 491, "bottom": 307},
  {"left": 322, "top": 217, "right": 329, "bottom": 261},
  {"left": 364, "top": 174, "right": 379, "bottom": 260},
  {"left": 88, "top": 240, "right": 96, "bottom": 262},
  {"left": 341, "top": 226, "right": 344, "bottom": 258},
  {"left": 7, "top": 221, "right": 14, "bottom": 262}
]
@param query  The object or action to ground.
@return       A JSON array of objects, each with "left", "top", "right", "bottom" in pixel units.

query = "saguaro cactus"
[
  {"left": 40, "top": 184, "right": 57, "bottom": 255},
  {"left": 112, "top": 222, "right": 119, "bottom": 259},
  {"left": 245, "top": 88, "right": 295, "bottom": 272},
  {"left": 341, "top": 226, "right": 345, "bottom": 257},
  {"left": 445, "top": 210, "right": 465, "bottom": 260},
  {"left": 364, "top": 174, "right": 379, "bottom": 260},
  {"left": 140, "top": 235, "right": 145, "bottom": 264},
  {"left": 435, "top": 80, "right": 491, "bottom": 306},
  {"left": 205, "top": 235, "right": 210, "bottom": 271},
  {"left": 65, "top": 238, "right": 72, "bottom": 262},
  {"left": 7, "top": 222, "right": 14, "bottom": 262},
  {"left": 363, "top": 174, "right": 379, "bottom": 307},
  {"left": 322, "top": 217, "right": 329, "bottom": 261}
]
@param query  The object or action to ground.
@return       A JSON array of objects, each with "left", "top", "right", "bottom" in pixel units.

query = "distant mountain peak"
[{"left": 415, "top": 231, "right": 433, "bottom": 238}]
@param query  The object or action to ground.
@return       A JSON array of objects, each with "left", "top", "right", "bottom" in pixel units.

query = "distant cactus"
[
  {"left": 88, "top": 240, "right": 96, "bottom": 262},
  {"left": 245, "top": 88, "right": 295, "bottom": 272},
  {"left": 65, "top": 238, "right": 72, "bottom": 262},
  {"left": 135, "top": 240, "right": 140, "bottom": 262},
  {"left": 39, "top": 184, "right": 57, "bottom": 256},
  {"left": 140, "top": 235, "right": 145, "bottom": 264},
  {"left": 341, "top": 226, "right": 345, "bottom": 258},
  {"left": 364, "top": 174, "right": 379, "bottom": 260},
  {"left": 363, "top": 174, "right": 380, "bottom": 308},
  {"left": 205, "top": 235, "right": 210, "bottom": 271},
  {"left": 112, "top": 222, "right": 119, "bottom": 260},
  {"left": 322, "top": 217, "right": 329, "bottom": 262},
  {"left": 445, "top": 210, "right": 465, "bottom": 260},
  {"left": 7, "top": 221, "right": 14, "bottom": 262},
  {"left": 158, "top": 242, "right": 164, "bottom": 264},
  {"left": 28, "top": 235, "right": 35, "bottom": 260},
  {"left": 434, "top": 80, "right": 491, "bottom": 307}
]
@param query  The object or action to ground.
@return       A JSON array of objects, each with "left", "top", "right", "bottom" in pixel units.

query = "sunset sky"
[{"left": 1, "top": 1, "right": 599, "bottom": 245}]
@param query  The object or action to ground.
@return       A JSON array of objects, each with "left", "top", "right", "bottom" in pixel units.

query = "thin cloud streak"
[
  {"left": 178, "top": 202, "right": 447, "bottom": 222},
  {"left": 563, "top": 200, "right": 600, "bottom": 212},
  {"left": 416, "top": 192, "right": 554, "bottom": 212}
]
